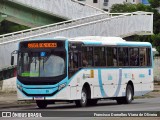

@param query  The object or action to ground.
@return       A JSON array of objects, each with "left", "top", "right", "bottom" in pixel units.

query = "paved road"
[
  {"left": 1, "top": 97, "right": 160, "bottom": 111},
  {"left": 0, "top": 97, "right": 160, "bottom": 120}
]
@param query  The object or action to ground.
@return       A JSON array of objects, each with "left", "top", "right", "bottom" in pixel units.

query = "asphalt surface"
[
  {"left": 1, "top": 84, "right": 160, "bottom": 120},
  {"left": 0, "top": 97, "right": 160, "bottom": 111},
  {"left": 0, "top": 97, "right": 160, "bottom": 120}
]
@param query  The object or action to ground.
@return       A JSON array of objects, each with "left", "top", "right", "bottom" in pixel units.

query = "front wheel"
[
  {"left": 75, "top": 88, "right": 88, "bottom": 107},
  {"left": 36, "top": 100, "right": 47, "bottom": 109}
]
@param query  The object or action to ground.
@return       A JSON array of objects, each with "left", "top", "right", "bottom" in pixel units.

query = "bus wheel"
[
  {"left": 116, "top": 84, "right": 133, "bottom": 104},
  {"left": 124, "top": 84, "right": 133, "bottom": 104},
  {"left": 75, "top": 88, "right": 87, "bottom": 107},
  {"left": 36, "top": 100, "right": 47, "bottom": 109}
]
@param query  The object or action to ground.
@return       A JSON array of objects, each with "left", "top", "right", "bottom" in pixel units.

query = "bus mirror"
[
  {"left": 11, "top": 56, "right": 14, "bottom": 65},
  {"left": 11, "top": 50, "right": 18, "bottom": 65}
]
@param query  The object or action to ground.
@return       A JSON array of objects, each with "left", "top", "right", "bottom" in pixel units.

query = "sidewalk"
[
  {"left": 0, "top": 92, "right": 36, "bottom": 109},
  {"left": 0, "top": 92, "right": 17, "bottom": 105}
]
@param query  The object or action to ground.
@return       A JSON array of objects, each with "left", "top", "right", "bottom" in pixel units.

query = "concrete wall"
[
  {"left": 154, "top": 57, "right": 160, "bottom": 81},
  {"left": 1, "top": 77, "right": 16, "bottom": 92}
]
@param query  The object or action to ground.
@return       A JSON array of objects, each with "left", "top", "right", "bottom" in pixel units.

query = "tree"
[
  {"left": 152, "top": 33, "right": 160, "bottom": 53},
  {"left": 149, "top": 0, "right": 160, "bottom": 8},
  {"left": 110, "top": 2, "right": 160, "bottom": 54},
  {"left": 110, "top": 2, "right": 160, "bottom": 34},
  {"left": 110, "top": 3, "right": 153, "bottom": 13},
  {"left": 0, "top": 20, "right": 29, "bottom": 35}
]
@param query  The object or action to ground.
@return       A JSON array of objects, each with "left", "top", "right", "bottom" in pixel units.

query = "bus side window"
[
  {"left": 118, "top": 47, "right": 128, "bottom": 66},
  {"left": 106, "top": 47, "right": 117, "bottom": 66},
  {"left": 69, "top": 52, "right": 79, "bottom": 69},
  {"left": 129, "top": 48, "right": 139, "bottom": 66},
  {"left": 147, "top": 48, "right": 151, "bottom": 66},
  {"left": 140, "top": 48, "right": 147, "bottom": 66},
  {"left": 82, "top": 46, "right": 93, "bottom": 67},
  {"left": 93, "top": 47, "right": 105, "bottom": 66}
]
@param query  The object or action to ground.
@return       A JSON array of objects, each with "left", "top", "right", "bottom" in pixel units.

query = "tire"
[
  {"left": 116, "top": 84, "right": 133, "bottom": 104},
  {"left": 75, "top": 88, "right": 88, "bottom": 107},
  {"left": 36, "top": 100, "right": 47, "bottom": 109},
  {"left": 124, "top": 84, "right": 133, "bottom": 104},
  {"left": 87, "top": 99, "right": 98, "bottom": 106}
]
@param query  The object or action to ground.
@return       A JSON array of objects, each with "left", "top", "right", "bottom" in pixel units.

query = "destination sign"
[{"left": 27, "top": 43, "right": 57, "bottom": 48}]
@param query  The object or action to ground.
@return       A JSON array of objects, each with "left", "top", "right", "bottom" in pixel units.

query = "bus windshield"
[{"left": 17, "top": 51, "right": 65, "bottom": 77}]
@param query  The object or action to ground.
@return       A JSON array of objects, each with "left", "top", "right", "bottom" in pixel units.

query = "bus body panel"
[
  {"left": 15, "top": 36, "right": 154, "bottom": 103},
  {"left": 17, "top": 67, "right": 153, "bottom": 101}
]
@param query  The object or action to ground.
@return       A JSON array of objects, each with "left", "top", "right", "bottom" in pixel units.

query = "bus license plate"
[{"left": 34, "top": 97, "right": 44, "bottom": 100}]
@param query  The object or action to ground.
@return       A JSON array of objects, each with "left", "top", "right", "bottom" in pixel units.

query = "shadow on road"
[{"left": 24, "top": 100, "right": 145, "bottom": 110}]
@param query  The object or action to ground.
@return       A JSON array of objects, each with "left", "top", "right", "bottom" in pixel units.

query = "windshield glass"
[{"left": 18, "top": 51, "right": 65, "bottom": 77}]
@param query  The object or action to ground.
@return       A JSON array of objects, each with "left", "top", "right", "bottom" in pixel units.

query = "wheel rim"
[{"left": 81, "top": 91, "right": 87, "bottom": 104}]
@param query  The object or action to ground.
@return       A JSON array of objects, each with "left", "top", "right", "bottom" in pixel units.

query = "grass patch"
[
  {"left": 0, "top": 91, "right": 17, "bottom": 95},
  {"left": 153, "top": 90, "right": 160, "bottom": 92},
  {"left": 134, "top": 94, "right": 154, "bottom": 99},
  {"left": 154, "top": 81, "right": 160, "bottom": 85},
  {"left": 17, "top": 101, "right": 35, "bottom": 105}
]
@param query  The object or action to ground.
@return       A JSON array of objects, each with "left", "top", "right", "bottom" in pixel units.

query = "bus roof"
[
  {"left": 70, "top": 36, "right": 152, "bottom": 47},
  {"left": 26, "top": 36, "right": 152, "bottom": 47}
]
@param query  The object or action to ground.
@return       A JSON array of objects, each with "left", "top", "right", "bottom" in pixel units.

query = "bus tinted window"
[
  {"left": 147, "top": 48, "right": 151, "bottom": 66},
  {"left": 82, "top": 47, "right": 93, "bottom": 67},
  {"left": 118, "top": 47, "right": 129, "bottom": 66},
  {"left": 140, "top": 48, "right": 147, "bottom": 66},
  {"left": 129, "top": 48, "right": 139, "bottom": 66},
  {"left": 82, "top": 46, "right": 151, "bottom": 68},
  {"left": 106, "top": 47, "right": 117, "bottom": 66},
  {"left": 94, "top": 47, "right": 106, "bottom": 66}
]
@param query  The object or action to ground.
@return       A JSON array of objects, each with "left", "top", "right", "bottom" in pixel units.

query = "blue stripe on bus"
[
  {"left": 113, "top": 69, "right": 122, "bottom": 97},
  {"left": 83, "top": 41, "right": 102, "bottom": 45},
  {"left": 17, "top": 77, "right": 68, "bottom": 89},
  {"left": 98, "top": 69, "right": 123, "bottom": 97},
  {"left": 98, "top": 69, "right": 107, "bottom": 97},
  {"left": 117, "top": 43, "right": 152, "bottom": 47}
]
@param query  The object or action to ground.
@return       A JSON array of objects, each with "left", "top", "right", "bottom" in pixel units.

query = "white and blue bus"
[{"left": 11, "top": 36, "right": 153, "bottom": 108}]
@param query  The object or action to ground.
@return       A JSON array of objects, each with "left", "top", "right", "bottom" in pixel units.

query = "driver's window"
[{"left": 69, "top": 51, "right": 81, "bottom": 78}]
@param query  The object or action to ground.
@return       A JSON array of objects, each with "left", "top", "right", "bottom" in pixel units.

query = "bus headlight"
[
  {"left": 58, "top": 83, "right": 66, "bottom": 91},
  {"left": 17, "top": 84, "right": 22, "bottom": 91}
]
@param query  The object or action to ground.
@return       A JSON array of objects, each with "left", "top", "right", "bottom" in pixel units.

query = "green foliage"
[
  {"left": 110, "top": 3, "right": 153, "bottom": 13},
  {"left": 110, "top": 2, "right": 160, "bottom": 34},
  {"left": 148, "top": 0, "right": 160, "bottom": 8},
  {"left": 134, "top": 35, "right": 152, "bottom": 43},
  {"left": 0, "top": 20, "right": 29, "bottom": 35},
  {"left": 152, "top": 34, "right": 160, "bottom": 53},
  {"left": 110, "top": 2, "right": 160, "bottom": 54}
]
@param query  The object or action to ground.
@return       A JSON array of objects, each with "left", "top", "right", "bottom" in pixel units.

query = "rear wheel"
[
  {"left": 75, "top": 88, "right": 88, "bottom": 107},
  {"left": 116, "top": 84, "right": 133, "bottom": 104},
  {"left": 124, "top": 84, "right": 133, "bottom": 104},
  {"left": 36, "top": 100, "right": 47, "bottom": 109}
]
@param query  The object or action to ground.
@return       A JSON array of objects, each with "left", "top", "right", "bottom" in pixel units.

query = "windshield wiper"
[
  {"left": 43, "top": 58, "right": 44, "bottom": 70},
  {"left": 35, "top": 58, "right": 37, "bottom": 70}
]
